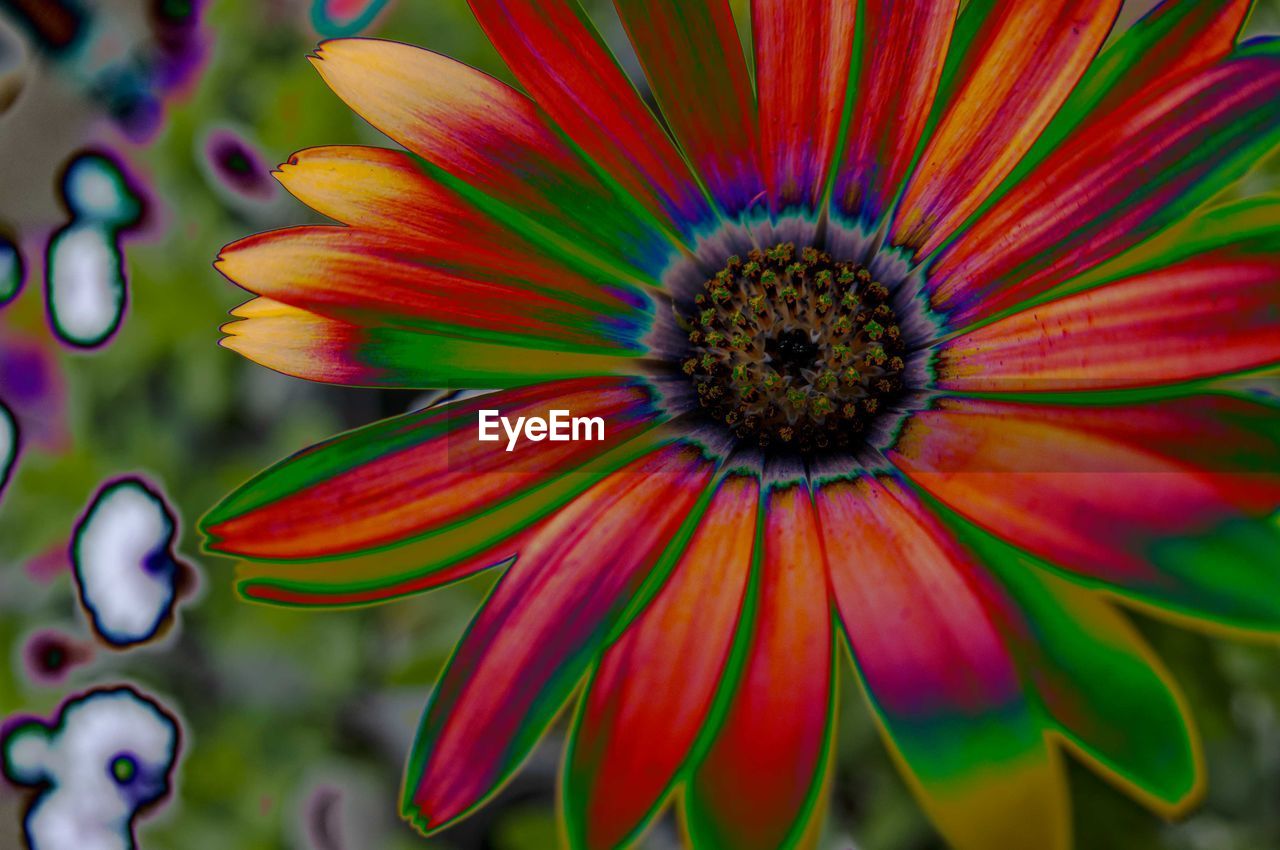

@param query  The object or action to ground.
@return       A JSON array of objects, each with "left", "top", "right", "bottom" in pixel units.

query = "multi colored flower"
[{"left": 203, "top": 1, "right": 1280, "bottom": 848}]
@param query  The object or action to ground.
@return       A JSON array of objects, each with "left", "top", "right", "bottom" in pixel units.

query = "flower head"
[{"left": 204, "top": 2, "right": 1280, "bottom": 848}]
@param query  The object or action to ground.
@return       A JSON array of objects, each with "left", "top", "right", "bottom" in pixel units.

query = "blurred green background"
[{"left": 2, "top": 1, "right": 1280, "bottom": 848}]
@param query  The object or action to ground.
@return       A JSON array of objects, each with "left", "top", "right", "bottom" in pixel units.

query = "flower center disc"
[{"left": 681, "top": 242, "right": 907, "bottom": 453}]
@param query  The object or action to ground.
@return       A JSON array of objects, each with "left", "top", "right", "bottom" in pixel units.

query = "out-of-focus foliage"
[{"left": 1, "top": 1, "right": 1279, "bottom": 848}]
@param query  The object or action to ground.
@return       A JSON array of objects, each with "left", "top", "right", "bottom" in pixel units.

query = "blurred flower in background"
[{"left": 2, "top": 2, "right": 1280, "bottom": 850}]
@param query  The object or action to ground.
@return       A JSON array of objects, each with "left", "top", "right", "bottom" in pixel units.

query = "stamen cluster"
[{"left": 680, "top": 243, "right": 906, "bottom": 454}]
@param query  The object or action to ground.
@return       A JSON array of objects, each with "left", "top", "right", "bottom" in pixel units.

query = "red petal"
[
  {"left": 889, "top": 396, "right": 1280, "bottom": 630},
  {"left": 216, "top": 227, "right": 643, "bottom": 352},
  {"left": 466, "top": 0, "right": 714, "bottom": 236},
  {"left": 818, "top": 476, "right": 1069, "bottom": 850},
  {"left": 567, "top": 474, "right": 758, "bottom": 850},
  {"left": 894, "top": 0, "right": 1120, "bottom": 252},
  {"left": 820, "top": 476, "right": 1024, "bottom": 714},
  {"left": 274, "top": 146, "right": 650, "bottom": 301},
  {"left": 753, "top": 0, "right": 857, "bottom": 214},
  {"left": 1040, "top": 0, "right": 1254, "bottom": 168},
  {"left": 686, "top": 483, "right": 833, "bottom": 850},
  {"left": 613, "top": 0, "right": 764, "bottom": 217},
  {"left": 928, "top": 48, "right": 1280, "bottom": 326},
  {"left": 309, "top": 38, "right": 667, "bottom": 276},
  {"left": 831, "top": 0, "right": 958, "bottom": 227},
  {"left": 962, "top": 0, "right": 1254, "bottom": 252},
  {"left": 219, "top": 299, "right": 637, "bottom": 390},
  {"left": 403, "top": 444, "right": 714, "bottom": 832},
  {"left": 203, "top": 378, "right": 663, "bottom": 560},
  {"left": 937, "top": 243, "right": 1280, "bottom": 392}
]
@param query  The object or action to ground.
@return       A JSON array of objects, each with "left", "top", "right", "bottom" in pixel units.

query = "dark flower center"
[
  {"left": 767, "top": 328, "right": 821, "bottom": 376},
  {"left": 680, "top": 242, "right": 906, "bottom": 454}
]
